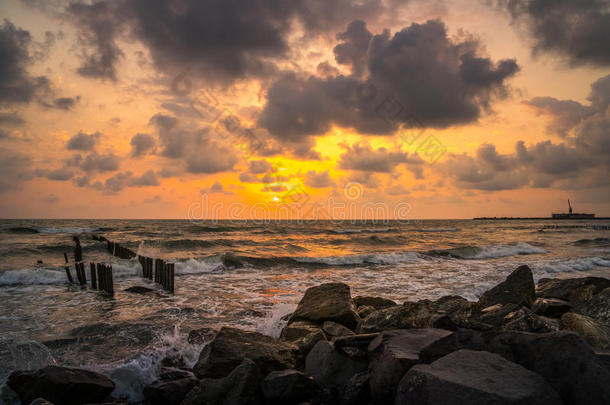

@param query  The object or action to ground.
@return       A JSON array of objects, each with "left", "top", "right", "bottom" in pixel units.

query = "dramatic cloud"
[
  {"left": 339, "top": 143, "right": 424, "bottom": 177},
  {"left": 103, "top": 170, "right": 160, "bottom": 193},
  {"left": 0, "top": 20, "right": 51, "bottom": 106},
  {"left": 130, "top": 133, "right": 155, "bottom": 157},
  {"left": 67, "top": 151, "right": 120, "bottom": 173},
  {"left": 0, "top": 149, "right": 32, "bottom": 191},
  {"left": 68, "top": 1, "right": 123, "bottom": 80},
  {"left": 66, "top": 131, "right": 101, "bottom": 151},
  {"left": 248, "top": 159, "right": 272, "bottom": 174},
  {"left": 34, "top": 167, "right": 74, "bottom": 181},
  {"left": 52, "top": 96, "right": 80, "bottom": 110},
  {"left": 304, "top": 170, "right": 334, "bottom": 188},
  {"left": 503, "top": 0, "right": 610, "bottom": 66},
  {"left": 259, "top": 20, "right": 519, "bottom": 146},
  {"left": 442, "top": 74, "right": 610, "bottom": 191},
  {"left": 333, "top": 20, "right": 372, "bottom": 77}
]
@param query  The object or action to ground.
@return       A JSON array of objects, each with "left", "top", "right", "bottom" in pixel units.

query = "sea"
[{"left": 1, "top": 218, "right": 609, "bottom": 402}]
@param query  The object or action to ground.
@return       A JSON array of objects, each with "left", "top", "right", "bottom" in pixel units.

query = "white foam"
[
  {"left": 474, "top": 242, "right": 546, "bottom": 259},
  {"left": 36, "top": 227, "right": 98, "bottom": 234},
  {"left": 255, "top": 302, "right": 297, "bottom": 338},
  {"left": 0, "top": 268, "right": 66, "bottom": 286},
  {"left": 416, "top": 227, "right": 460, "bottom": 232},
  {"left": 538, "top": 257, "right": 610, "bottom": 275},
  {"left": 175, "top": 258, "right": 223, "bottom": 275}
]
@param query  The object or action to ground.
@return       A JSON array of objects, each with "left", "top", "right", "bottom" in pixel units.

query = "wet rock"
[
  {"left": 532, "top": 297, "right": 572, "bottom": 318},
  {"left": 289, "top": 283, "right": 360, "bottom": 330},
  {"left": 358, "top": 301, "right": 432, "bottom": 333},
  {"left": 357, "top": 305, "right": 375, "bottom": 319},
  {"left": 158, "top": 367, "right": 195, "bottom": 381},
  {"left": 124, "top": 286, "right": 154, "bottom": 294},
  {"left": 333, "top": 333, "right": 380, "bottom": 350},
  {"left": 182, "top": 358, "right": 261, "bottom": 405},
  {"left": 573, "top": 287, "right": 610, "bottom": 326},
  {"left": 353, "top": 296, "right": 397, "bottom": 310},
  {"left": 29, "top": 399, "right": 54, "bottom": 405},
  {"left": 305, "top": 341, "right": 367, "bottom": 393},
  {"left": 560, "top": 312, "right": 610, "bottom": 351},
  {"left": 478, "top": 265, "right": 536, "bottom": 308},
  {"left": 7, "top": 366, "right": 115, "bottom": 405},
  {"left": 477, "top": 303, "right": 520, "bottom": 327},
  {"left": 419, "top": 329, "right": 610, "bottom": 405},
  {"left": 41, "top": 337, "right": 78, "bottom": 349},
  {"left": 260, "top": 369, "right": 320, "bottom": 404},
  {"left": 322, "top": 321, "right": 354, "bottom": 338},
  {"left": 143, "top": 376, "right": 198, "bottom": 405},
  {"left": 220, "top": 252, "right": 243, "bottom": 269},
  {"left": 339, "top": 372, "right": 371, "bottom": 405},
  {"left": 187, "top": 327, "right": 217, "bottom": 345},
  {"left": 537, "top": 277, "right": 610, "bottom": 303},
  {"left": 396, "top": 349, "right": 562, "bottom": 405},
  {"left": 502, "top": 307, "right": 558, "bottom": 333},
  {"left": 193, "top": 327, "right": 298, "bottom": 379},
  {"left": 367, "top": 328, "right": 453, "bottom": 404},
  {"left": 280, "top": 320, "right": 326, "bottom": 355}
]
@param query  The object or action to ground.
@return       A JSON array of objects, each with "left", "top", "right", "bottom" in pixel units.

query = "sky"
[{"left": 0, "top": 0, "right": 608, "bottom": 219}]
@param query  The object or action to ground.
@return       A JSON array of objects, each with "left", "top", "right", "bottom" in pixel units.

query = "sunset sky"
[{"left": 0, "top": 0, "right": 608, "bottom": 219}]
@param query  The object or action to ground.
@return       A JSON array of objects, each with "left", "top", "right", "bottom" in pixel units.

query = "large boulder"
[
  {"left": 536, "top": 277, "right": 610, "bottom": 303},
  {"left": 396, "top": 349, "right": 562, "bottom": 405},
  {"left": 143, "top": 376, "right": 198, "bottom": 405},
  {"left": 322, "top": 321, "right": 355, "bottom": 338},
  {"left": 420, "top": 330, "right": 610, "bottom": 405},
  {"left": 358, "top": 302, "right": 432, "bottom": 333},
  {"left": 193, "top": 327, "right": 298, "bottom": 379},
  {"left": 304, "top": 341, "right": 367, "bottom": 393},
  {"left": 560, "top": 312, "right": 610, "bottom": 351},
  {"left": 260, "top": 369, "right": 320, "bottom": 404},
  {"left": 289, "top": 283, "right": 360, "bottom": 330},
  {"left": 478, "top": 265, "right": 536, "bottom": 308},
  {"left": 476, "top": 303, "right": 520, "bottom": 327},
  {"left": 7, "top": 366, "right": 115, "bottom": 405},
  {"left": 340, "top": 372, "right": 371, "bottom": 405},
  {"left": 532, "top": 297, "right": 572, "bottom": 318},
  {"left": 279, "top": 320, "right": 326, "bottom": 355},
  {"left": 573, "top": 287, "right": 610, "bottom": 326},
  {"left": 367, "top": 328, "right": 452, "bottom": 404},
  {"left": 353, "top": 296, "right": 397, "bottom": 310},
  {"left": 182, "top": 358, "right": 261, "bottom": 405}
]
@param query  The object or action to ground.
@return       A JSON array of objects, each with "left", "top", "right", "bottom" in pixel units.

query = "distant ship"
[{"left": 551, "top": 200, "right": 595, "bottom": 219}]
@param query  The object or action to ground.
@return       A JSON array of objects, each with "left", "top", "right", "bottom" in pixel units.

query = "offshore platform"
[{"left": 551, "top": 199, "right": 595, "bottom": 219}]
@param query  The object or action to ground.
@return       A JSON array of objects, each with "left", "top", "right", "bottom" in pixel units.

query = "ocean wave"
[
  {"left": 539, "top": 257, "right": 610, "bottom": 274},
  {"left": 574, "top": 237, "right": 610, "bottom": 246},
  {"left": 415, "top": 227, "right": 460, "bottom": 232},
  {"left": 428, "top": 242, "right": 546, "bottom": 259},
  {"left": 37, "top": 227, "right": 99, "bottom": 234},
  {"left": 294, "top": 251, "right": 422, "bottom": 266},
  {"left": 330, "top": 227, "right": 391, "bottom": 234},
  {"left": 175, "top": 258, "right": 224, "bottom": 275},
  {"left": 7, "top": 226, "right": 39, "bottom": 234},
  {"left": 164, "top": 239, "right": 238, "bottom": 249},
  {"left": 0, "top": 262, "right": 140, "bottom": 286}
]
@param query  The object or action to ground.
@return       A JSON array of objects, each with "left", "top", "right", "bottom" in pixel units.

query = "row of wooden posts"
[{"left": 63, "top": 253, "right": 114, "bottom": 296}]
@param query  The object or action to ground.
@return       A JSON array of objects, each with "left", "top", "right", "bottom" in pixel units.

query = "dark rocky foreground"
[{"left": 6, "top": 265, "right": 610, "bottom": 405}]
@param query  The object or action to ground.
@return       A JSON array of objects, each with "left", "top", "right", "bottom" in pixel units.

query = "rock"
[
  {"left": 532, "top": 297, "right": 572, "bottom": 317},
  {"left": 260, "top": 369, "right": 320, "bottom": 404},
  {"left": 182, "top": 358, "right": 261, "bottom": 405},
  {"left": 353, "top": 296, "right": 397, "bottom": 310},
  {"left": 420, "top": 329, "right": 610, "bottom": 405},
  {"left": 537, "top": 277, "right": 610, "bottom": 303},
  {"left": 7, "top": 366, "right": 115, "bottom": 405},
  {"left": 124, "top": 286, "right": 154, "bottom": 294},
  {"left": 187, "top": 327, "right": 217, "bottom": 345},
  {"left": 476, "top": 303, "right": 520, "bottom": 327},
  {"left": 478, "top": 265, "right": 536, "bottom": 308},
  {"left": 502, "top": 307, "right": 558, "bottom": 333},
  {"left": 157, "top": 367, "right": 195, "bottom": 381},
  {"left": 290, "top": 283, "right": 360, "bottom": 330},
  {"left": 396, "top": 349, "right": 562, "bottom": 405},
  {"left": 29, "top": 399, "right": 54, "bottom": 405},
  {"left": 560, "top": 312, "right": 610, "bottom": 351},
  {"left": 357, "top": 305, "right": 375, "bottom": 319},
  {"left": 322, "top": 321, "right": 354, "bottom": 338},
  {"left": 573, "top": 287, "right": 610, "bottom": 326},
  {"left": 280, "top": 320, "right": 326, "bottom": 354},
  {"left": 220, "top": 252, "right": 243, "bottom": 268},
  {"left": 367, "top": 328, "right": 453, "bottom": 404},
  {"left": 143, "top": 376, "right": 198, "bottom": 405},
  {"left": 339, "top": 372, "right": 371, "bottom": 405},
  {"left": 305, "top": 341, "right": 367, "bottom": 392},
  {"left": 596, "top": 352, "right": 610, "bottom": 372},
  {"left": 193, "top": 327, "right": 298, "bottom": 379},
  {"left": 333, "top": 333, "right": 380, "bottom": 350},
  {"left": 358, "top": 301, "right": 431, "bottom": 333}
]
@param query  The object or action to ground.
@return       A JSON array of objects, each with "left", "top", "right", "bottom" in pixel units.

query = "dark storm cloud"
[
  {"left": 0, "top": 112, "right": 24, "bottom": 125},
  {"left": 259, "top": 20, "right": 519, "bottom": 143},
  {"left": 68, "top": 1, "right": 123, "bottom": 80},
  {"left": 503, "top": 0, "right": 610, "bottom": 66},
  {"left": 0, "top": 20, "right": 51, "bottom": 106},
  {"left": 248, "top": 160, "right": 273, "bottom": 174},
  {"left": 34, "top": 167, "right": 74, "bottom": 181},
  {"left": 339, "top": 143, "right": 424, "bottom": 178},
  {"left": 67, "top": 151, "right": 120, "bottom": 172},
  {"left": 304, "top": 170, "right": 334, "bottom": 188},
  {"left": 66, "top": 131, "right": 101, "bottom": 151},
  {"left": 442, "top": 74, "right": 610, "bottom": 191},
  {"left": 59, "top": 0, "right": 392, "bottom": 83},
  {"left": 0, "top": 149, "right": 32, "bottom": 191},
  {"left": 103, "top": 170, "right": 159, "bottom": 193},
  {"left": 333, "top": 20, "right": 372, "bottom": 77},
  {"left": 130, "top": 133, "right": 155, "bottom": 157}
]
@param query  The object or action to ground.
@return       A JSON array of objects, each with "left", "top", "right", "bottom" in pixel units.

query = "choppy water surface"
[{"left": 1, "top": 219, "right": 609, "bottom": 401}]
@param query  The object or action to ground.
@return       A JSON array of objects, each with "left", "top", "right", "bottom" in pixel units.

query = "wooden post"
[
  {"left": 90, "top": 262, "right": 97, "bottom": 289},
  {"left": 168, "top": 263, "right": 174, "bottom": 294},
  {"left": 148, "top": 257, "right": 153, "bottom": 280},
  {"left": 97, "top": 264, "right": 104, "bottom": 292},
  {"left": 63, "top": 253, "right": 73, "bottom": 283},
  {"left": 107, "top": 265, "right": 114, "bottom": 296}
]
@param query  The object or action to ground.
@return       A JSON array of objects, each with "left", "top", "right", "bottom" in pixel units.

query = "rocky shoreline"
[{"left": 6, "top": 265, "right": 610, "bottom": 404}]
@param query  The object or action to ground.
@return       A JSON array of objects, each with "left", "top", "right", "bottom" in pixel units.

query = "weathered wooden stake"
[
  {"left": 107, "top": 265, "right": 114, "bottom": 296},
  {"left": 168, "top": 263, "right": 175, "bottom": 294},
  {"left": 90, "top": 262, "right": 97, "bottom": 289},
  {"left": 63, "top": 253, "right": 73, "bottom": 283},
  {"left": 97, "top": 264, "right": 104, "bottom": 292}
]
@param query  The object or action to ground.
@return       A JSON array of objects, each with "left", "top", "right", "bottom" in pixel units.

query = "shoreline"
[{"left": 4, "top": 265, "right": 610, "bottom": 405}]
